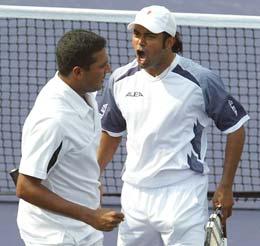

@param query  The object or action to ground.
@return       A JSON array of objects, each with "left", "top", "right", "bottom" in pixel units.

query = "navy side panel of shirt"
[{"left": 98, "top": 60, "right": 139, "bottom": 134}]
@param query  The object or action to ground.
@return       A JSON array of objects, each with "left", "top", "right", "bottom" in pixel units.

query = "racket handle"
[
  {"left": 223, "top": 221, "right": 227, "bottom": 238},
  {"left": 215, "top": 206, "right": 227, "bottom": 238}
]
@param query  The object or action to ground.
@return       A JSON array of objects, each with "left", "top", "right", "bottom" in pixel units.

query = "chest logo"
[{"left": 126, "top": 91, "right": 144, "bottom": 97}]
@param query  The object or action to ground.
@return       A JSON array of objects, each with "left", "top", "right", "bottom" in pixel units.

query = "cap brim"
[
  {"left": 127, "top": 21, "right": 162, "bottom": 34},
  {"left": 127, "top": 22, "right": 135, "bottom": 30}
]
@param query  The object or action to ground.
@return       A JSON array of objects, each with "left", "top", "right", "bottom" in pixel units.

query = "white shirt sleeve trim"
[
  {"left": 222, "top": 115, "right": 250, "bottom": 134},
  {"left": 102, "top": 129, "right": 126, "bottom": 137}
]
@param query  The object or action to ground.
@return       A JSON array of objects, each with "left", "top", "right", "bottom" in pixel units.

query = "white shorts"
[
  {"left": 24, "top": 235, "right": 103, "bottom": 246},
  {"left": 118, "top": 174, "right": 208, "bottom": 246}
]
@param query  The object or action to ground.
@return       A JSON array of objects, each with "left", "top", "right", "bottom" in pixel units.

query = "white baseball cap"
[{"left": 127, "top": 5, "right": 177, "bottom": 37}]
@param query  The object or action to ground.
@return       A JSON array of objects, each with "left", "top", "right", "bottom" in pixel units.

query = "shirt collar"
[{"left": 54, "top": 72, "right": 92, "bottom": 119}]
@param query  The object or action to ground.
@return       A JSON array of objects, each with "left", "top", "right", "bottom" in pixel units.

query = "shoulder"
[
  {"left": 176, "top": 56, "right": 212, "bottom": 79},
  {"left": 175, "top": 55, "right": 224, "bottom": 89},
  {"left": 29, "top": 95, "right": 70, "bottom": 133},
  {"left": 111, "top": 59, "right": 139, "bottom": 84}
]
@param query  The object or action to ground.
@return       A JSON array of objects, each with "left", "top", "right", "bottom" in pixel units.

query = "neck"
[
  {"left": 146, "top": 53, "right": 176, "bottom": 77},
  {"left": 58, "top": 72, "right": 85, "bottom": 97}
]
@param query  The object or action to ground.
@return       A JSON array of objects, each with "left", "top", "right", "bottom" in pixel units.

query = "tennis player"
[
  {"left": 97, "top": 5, "right": 249, "bottom": 246},
  {"left": 16, "top": 29, "right": 124, "bottom": 246}
]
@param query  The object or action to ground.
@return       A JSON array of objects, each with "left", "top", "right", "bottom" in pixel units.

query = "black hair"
[
  {"left": 56, "top": 29, "right": 106, "bottom": 76},
  {"left": 162, "top": 31, "right": 183, "bottom": 54}
]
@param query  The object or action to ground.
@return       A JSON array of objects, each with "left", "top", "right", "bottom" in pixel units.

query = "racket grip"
[
  {"left": 223, "top": 222, "right": 227, "bottom": 238},
  {"left": 9, "top": 168, "right": 19, "bottom": 186}
]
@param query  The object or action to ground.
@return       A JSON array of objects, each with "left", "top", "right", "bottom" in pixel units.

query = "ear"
[
  {"left": 72, "top": 66, "right": 82, "bottom": 79},
  {"left": 166, "top": 36, "right": 175, "bottom": 50}
]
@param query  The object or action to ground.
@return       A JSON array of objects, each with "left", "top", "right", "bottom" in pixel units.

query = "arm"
[
  {"left": 212, "top": 126, "right": 245, "bottom": 223},
  {"left": 16, "top": 174, "right": 124, "bottom": 231},
  {"left": 97, "top": 131, "right": 122, "bottom": 173}
]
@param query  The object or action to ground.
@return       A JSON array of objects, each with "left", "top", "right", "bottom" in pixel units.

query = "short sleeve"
[
  {"left": 19, "top": 117, "right": 63, "bottom": 179},
  {"left": 201, "top": 72, "right": 249, "bottom": 133},
  {"left": 98, "top": 75, "right": 126, "bottom": 136}
]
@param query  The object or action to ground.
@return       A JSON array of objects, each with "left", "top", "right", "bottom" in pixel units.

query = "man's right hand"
[{"left": 89, "top": 208, "right": 124, "bottom": 231}]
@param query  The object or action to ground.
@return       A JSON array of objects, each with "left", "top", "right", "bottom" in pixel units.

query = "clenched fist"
[{"left": 86, "top": 207, "right": 124, "bottom": 231}]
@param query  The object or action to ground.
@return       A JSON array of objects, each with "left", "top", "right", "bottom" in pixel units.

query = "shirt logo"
[
  {"left": 228, "top": 100, "right": 238, "bottom": 116},
  {"left": 100, "top": 103, "right": 108, "bottom": 117},
  {"left": 126, "top": 92, "right": 144, "bottom": 97}
]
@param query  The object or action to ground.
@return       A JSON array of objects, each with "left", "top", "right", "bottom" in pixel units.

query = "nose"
[
  {"left": 104, "top": 63, "right": 111, "bottom": 75},
  {"left": 138, "top": 36, "right": 146, "bottom": 46},
  {"left": 106, "top": 63, "right": 111, "bottom": 73}
]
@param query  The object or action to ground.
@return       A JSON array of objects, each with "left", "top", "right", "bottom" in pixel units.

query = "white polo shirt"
[
  {"left": 99, "top": 54, "right": 249, "bottom": 188},
  {"left": 17, "top": 72, "right": 103, "bottom": 245}
]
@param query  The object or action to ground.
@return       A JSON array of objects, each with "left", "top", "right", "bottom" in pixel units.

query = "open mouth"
[
  {"left": 137, "top": 49, "right": 145, "bottom": 58},
  {"left": 136, "top": 49, "right": 146, "bottom": 64}
]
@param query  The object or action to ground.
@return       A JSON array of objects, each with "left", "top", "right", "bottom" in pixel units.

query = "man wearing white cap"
[{"left": 98, "top": 5, "right": 249, "bottom": 246}]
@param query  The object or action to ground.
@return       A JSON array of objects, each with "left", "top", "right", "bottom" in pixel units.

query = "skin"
[
  {"left": 131, "top": 24, "right": 175, "bottom": 77},
  {"left": 98, "top": 132, "right": 122, "bottom": 173},
  {"left": 16, "top": 47, "right": 124, "bottom": 232},
  {"left": 98, "top": 24, "right": 246, "bottom": 226},
  {"left": 60, "top": 48, "right": 111, "bottom": 96},
  {"left": 213, "top": 126, "right": 245, "bottom": 224}
]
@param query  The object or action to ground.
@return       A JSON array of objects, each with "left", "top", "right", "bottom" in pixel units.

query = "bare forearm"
[
  {"left": 213, "top": 126, "right": 246, "bottom": 220},
  {"left": 220, "top": 126, "right": 245, "bottom": 187},
  {"left": 16, "top": 174, "right": 94, "bottom": 223},
  {"left": 16, "top": 174, "right": 124, "bottom": 231},
  {"left": 97, "top": 131, "right": 122, "bottom": 172}
]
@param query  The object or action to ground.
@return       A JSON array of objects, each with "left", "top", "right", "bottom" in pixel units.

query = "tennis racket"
[
  {"left": 9, "top": 168, "right": 19, "bottom": 186},
  {"left": 204, "top": 207, "right": 227, "bottom": 246}
]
